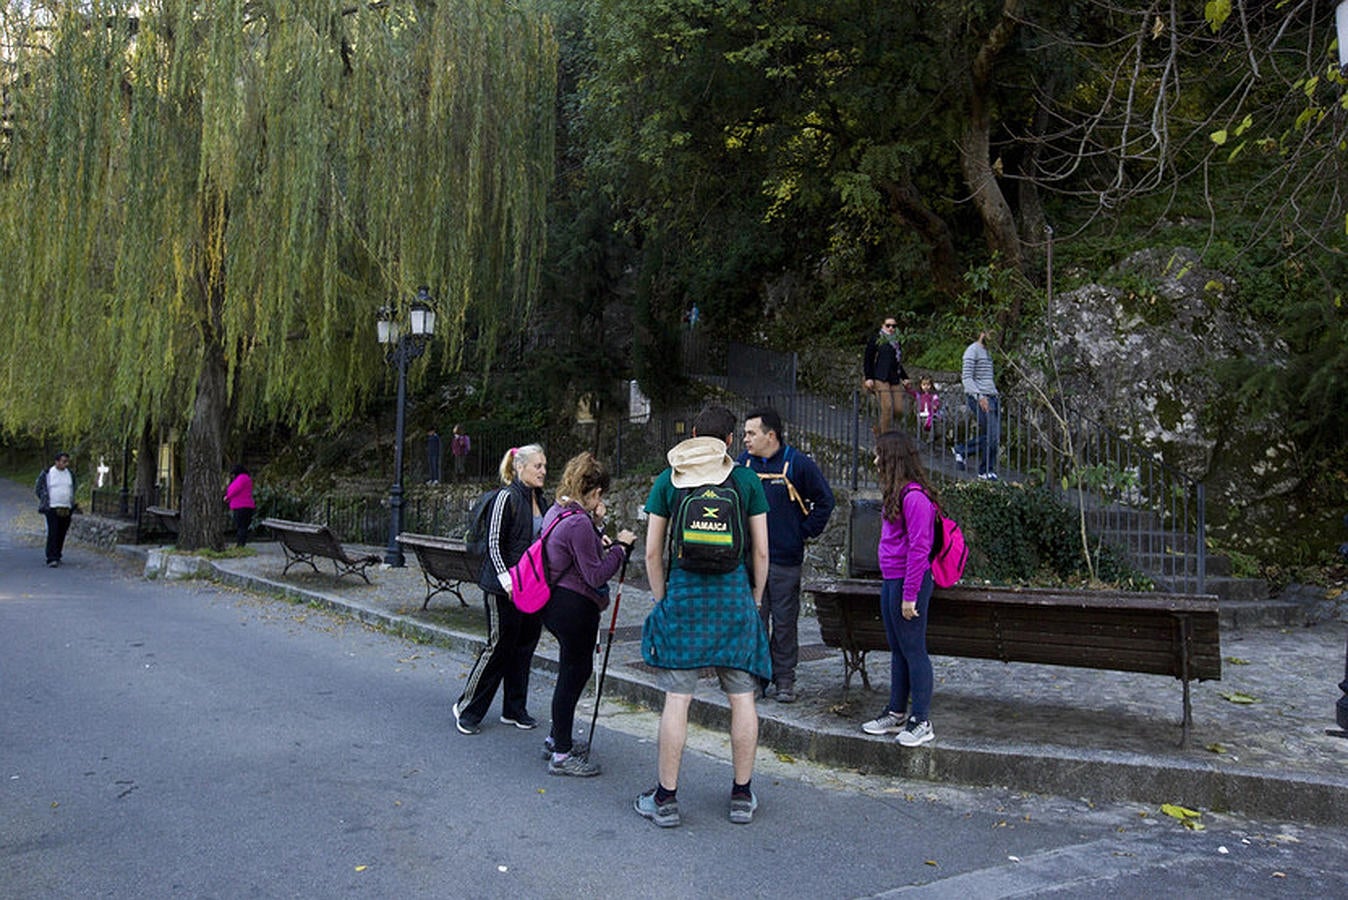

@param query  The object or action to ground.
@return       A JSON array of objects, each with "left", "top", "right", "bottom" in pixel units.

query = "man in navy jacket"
[{"left": 738, "top": 408, "right": 835, "bottom": 703}]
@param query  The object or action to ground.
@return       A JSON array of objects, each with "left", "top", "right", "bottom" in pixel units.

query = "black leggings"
[
  {"left": 232, "top": 507, "right": 254, "bottom": 547},
  {"left": 541, "top": 586, "right": 601, "bottom": 754}
]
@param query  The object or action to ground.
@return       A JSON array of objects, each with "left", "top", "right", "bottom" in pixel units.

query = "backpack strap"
[{"left": 539, "top": 508, "right": 585, "bottom": 586}]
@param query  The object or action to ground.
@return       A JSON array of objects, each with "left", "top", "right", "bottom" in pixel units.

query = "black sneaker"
[
  {"left": 453, "top": 701, "right": 481, "bottom": 735},
  {"left": 500, "top": 712, "right": 538, "bottom": 730}
]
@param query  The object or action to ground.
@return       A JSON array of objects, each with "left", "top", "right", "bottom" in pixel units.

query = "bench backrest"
[
  {"left": 262, "top": 518, "right": 351, "bottom": 561},
  {"left": 809, "top": 580, "right": 1221, "bottom": 681},
  {"left": 397, "top": 534, "right": 481, "bottom": 582}
]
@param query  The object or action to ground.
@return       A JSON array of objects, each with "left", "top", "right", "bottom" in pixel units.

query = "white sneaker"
[
  {"left": 862, "top": 711, "right": 906, "bottom": 735},
  {"left": 978, "top": 472, "right": 999, "bottom": 482},
  {"left": 897, "top": 719, "right": 935, "bottom": 747}
]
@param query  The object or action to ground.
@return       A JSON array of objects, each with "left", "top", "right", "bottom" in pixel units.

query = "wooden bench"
[
  {"left": 143, "top": 506, "right": 181, "bottom": 539},
  {"left": 395, "top": 533, "right": 480, "bottom": 609},
  {"left": 805, "top": 578, "right": 1221, "bottom": 746},
  {"left": 260, "top": 518, "right": 381, "bottom": 584}
]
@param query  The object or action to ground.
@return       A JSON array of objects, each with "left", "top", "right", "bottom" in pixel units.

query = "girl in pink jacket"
[{"left": 860, "top": 431, "right": 938, "bottom": 747}]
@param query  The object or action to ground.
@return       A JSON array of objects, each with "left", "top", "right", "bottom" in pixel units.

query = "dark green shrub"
[{"left": 941, "top": 481, "right": 1148, "bottom": 588}]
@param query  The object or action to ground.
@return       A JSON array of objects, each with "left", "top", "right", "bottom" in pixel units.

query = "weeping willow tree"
[{"left": 0, "top": 1, "right": 556, "bottom": 549}]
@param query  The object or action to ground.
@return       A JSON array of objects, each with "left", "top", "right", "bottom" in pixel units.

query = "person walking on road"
[
  {"left": 737, "top": 407, "right": 834, "bottom": 704},
  {"left": 863, "top": 317, "right": 910, "bottom": 434},
  {"left": 454, "top": 445, "right": 548, "bottom": 736},
  {"left": 223, "top": 464, "right": 255, "bottom": 547},
  {"left": 636, "top": 405, "right": 771, "bottom": 828},
  {"left": 538, "top": 453, "right": 636, "bottom": 777},
  {"left": 952, "top": 330, "right": 1001, "bottom": 480},
  {"left": 861, "top": 430, "right": 938, "bottom": 748},
  {"left": 36, "top": 451, "right": 77, "bottom": 567}
]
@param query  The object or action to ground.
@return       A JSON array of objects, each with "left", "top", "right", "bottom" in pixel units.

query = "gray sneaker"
[
  {"left": 634, "top": 788, "right": 681, "bottom": 828},
  {"left": 729, "top": 790, "right": 758, "bottom": 825},
  {"left": 897, "top": 719, "right": 935, "bottom": 747},
  {"left": 774, "top": 685, "right": 796, "bottom": 704},
  {"left": 548, "top": 753, "right": 601, "bottom": 777},
  {"left": 862, "top": 711, "right": 905, "bottom": 735},
  {"left": 541, "top": 737, "right": 589, "bottom": 760}
]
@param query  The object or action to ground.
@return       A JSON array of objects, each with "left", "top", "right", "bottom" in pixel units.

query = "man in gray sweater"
[{"left": 953, "top": 332, "right": 1000, "bottom": 481}]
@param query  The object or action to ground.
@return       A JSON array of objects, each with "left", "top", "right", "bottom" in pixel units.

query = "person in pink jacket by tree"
[
  {"left": 860, "top": 431, "right": 939, "bottom": 748},
  {"left": 223, "top": 464, "right": 255, "bottom": 547}
]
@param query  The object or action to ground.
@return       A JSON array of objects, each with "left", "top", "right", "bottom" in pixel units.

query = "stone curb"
[{"left": 195, "top": 556, "right": 1348, "bottom": 828}]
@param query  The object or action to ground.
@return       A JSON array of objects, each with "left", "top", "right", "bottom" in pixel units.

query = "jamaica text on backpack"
[{"left": 671, "top": 475, "right": 746, "bottom": 574}]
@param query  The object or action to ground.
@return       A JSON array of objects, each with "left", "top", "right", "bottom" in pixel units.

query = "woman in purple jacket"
[
  {"left": 861, "top": 431, "right": 938, "bottom": 747},
  {"left": 539, "top": 453, "right": 637, "bottom": 776}
]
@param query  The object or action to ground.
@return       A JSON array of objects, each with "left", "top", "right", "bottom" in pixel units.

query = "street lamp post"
[{"left": 378, "top": 287, "right": 437, "bottom": 567}]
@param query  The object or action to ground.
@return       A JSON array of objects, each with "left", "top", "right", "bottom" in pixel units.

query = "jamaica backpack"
[{"left": 669, "top": 474, "right": 747, "bottom": 574}]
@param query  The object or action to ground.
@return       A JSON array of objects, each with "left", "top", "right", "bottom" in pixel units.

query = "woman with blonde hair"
[
  {"left": 537, "top": 452, "right": 637, "bottom": 775},
  {"left": 454, "top": 444, "right": 548, "bottom": 736},
  {"left": 860, "top": 430, "right": 939, "bottom": 748}
]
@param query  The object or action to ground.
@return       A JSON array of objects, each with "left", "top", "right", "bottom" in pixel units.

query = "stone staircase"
[{"left": 1094, "top": 524, "right": 1301, "bottom": 628}]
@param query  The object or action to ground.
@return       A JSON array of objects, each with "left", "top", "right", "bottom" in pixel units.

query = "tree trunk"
[
  {"left": 177, "top": 336, "right": 229, "bottom": 551},
  {"left": 880, "top": 178, "right": 962, "bottom": 296},
  {"left": 133, "top": 419, "right": 158, "bottom": 506},
  {"left": 178, "top": 182, "right": 230, "bottom": 552},
  {"left": 960, "top": 0, "right": 1024, "bottom": 279}
]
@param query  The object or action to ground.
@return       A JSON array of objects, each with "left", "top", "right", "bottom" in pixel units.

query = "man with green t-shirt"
[{"left": 635, "top": 404, "right": 771, "bottom": 829}]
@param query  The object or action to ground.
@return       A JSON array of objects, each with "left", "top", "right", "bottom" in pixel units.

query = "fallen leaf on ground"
[
  {"left": 924, "top": 860, "right": 938, "bottom": 867},
  {"left": 1220, "top": 691, "right": 1259, "bottom": 704},
  {"left": 1161, "top": 803, "right": 1205, "bottom": 830},
  {"left": 775, "top": 751, "right": 796, "bottom": 763},
  {"left": 1224, "top": 656, "right": 1251, "bottom": 665},
  {"left": 1205, "top": 743, "right": 1227, "bottom": 754},
  {"left": 355, "top": 865, "right": 368, "bottom": 872}
]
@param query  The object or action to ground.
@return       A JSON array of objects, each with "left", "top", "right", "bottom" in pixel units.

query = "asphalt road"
[{"left": 3, "top": 523, "right": 1347, "bottom": 898}]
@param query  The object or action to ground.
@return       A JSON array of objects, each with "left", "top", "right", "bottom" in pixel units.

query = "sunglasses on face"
[{"left": 882, "top": 322, "right": 896, "bottom": 329}]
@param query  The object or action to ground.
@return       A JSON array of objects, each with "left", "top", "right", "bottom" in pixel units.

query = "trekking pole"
[{"left": 587, "top": 553, "right": 630, "bottom": 749}]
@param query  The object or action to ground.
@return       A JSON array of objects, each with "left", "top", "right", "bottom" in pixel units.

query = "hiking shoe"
[
  {"left": 634, "top": 788, "right": 681, "bottom": 828},
  {"left": 978, "top": 472, "right": 999, "bottom": 482},
  {"left": 951, "top": 448, "right": 966, "bottom": 471},
  {"left": 500, "top": 712, "right": 538, "bottom": 730},
  {"left": 862, "top": 711, "right": 906, "bottom": 735},
  {"left": 729, "top": 790, "right": 758, "bottom": 825},
  {"left": 897, "top": 719, "right": 935, "bottom": 747},
  {"left": 548, "top": 753, "right": 601, "bottom": 777},
  {"left": 774, "top": 686, "right": 796, "bottom": 704},
  {"left": 453, "top": 701, "right": 481, "bottom": 736},
  {"left": 541, "top": 737, "right": 590, "bottom": 760}
]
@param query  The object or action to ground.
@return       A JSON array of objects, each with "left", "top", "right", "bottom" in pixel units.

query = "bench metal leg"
[
  {"left": 280, "top": 549, "right": 321, "bottom": 576},
  {"left": 840, "top": 648, "right": 871, "bottom": 694}
]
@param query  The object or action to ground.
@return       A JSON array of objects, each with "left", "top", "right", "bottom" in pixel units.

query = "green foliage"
[
  {"left": 0, "top": 0, "right": 557, "bottom": 437},
  {"left": 251, "top": 485, "right": 309, "bottom": 524},
  {"left": 943, "top": 481, "right": 1147, "bottom": 588}
]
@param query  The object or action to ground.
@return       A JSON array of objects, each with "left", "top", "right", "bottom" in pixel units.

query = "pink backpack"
[
  {"left": 510, "top": 509, "right": 584, "bottom": 613},
  {"left": 900, "top": 485, "right": 968, "bottom": 588}
]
